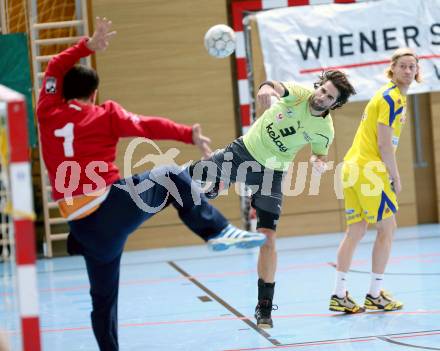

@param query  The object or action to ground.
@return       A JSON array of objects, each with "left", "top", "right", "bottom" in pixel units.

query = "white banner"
[{"left": 256, "top": 0, "right": 440, "bottom": 101}]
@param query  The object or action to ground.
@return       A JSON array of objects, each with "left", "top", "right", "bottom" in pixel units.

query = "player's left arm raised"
[
  {"left": 37, "top": 17, "right": 115, "bottom": 115},
  {"left": 86, "top": 17, "right": 116, "bottom": 52}
]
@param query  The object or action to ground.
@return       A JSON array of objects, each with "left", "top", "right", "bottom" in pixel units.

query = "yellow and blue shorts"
[{"left": 342, "top": 162, "right": 398, "bottom": 225}]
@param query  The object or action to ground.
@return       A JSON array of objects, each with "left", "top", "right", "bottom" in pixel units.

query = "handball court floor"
[{"left": 1, "top": 224, "right": 440, "bottom": 350}]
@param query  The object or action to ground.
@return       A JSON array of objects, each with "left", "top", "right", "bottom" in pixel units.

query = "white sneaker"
[{"left": 207, "top": 224, "right": 266, "bottom": 251}]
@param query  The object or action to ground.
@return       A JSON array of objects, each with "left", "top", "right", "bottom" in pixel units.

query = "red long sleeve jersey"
[{"left": 37, "top": 39, "right": 193, "bottom": 201}]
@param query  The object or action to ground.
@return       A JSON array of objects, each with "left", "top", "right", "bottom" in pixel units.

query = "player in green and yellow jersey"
[
  {"left": 330, "top": 48, "right": 421, "bottom": 314},
  {"left": 190, "top": 71, "right": 356, "bottom": 328}
]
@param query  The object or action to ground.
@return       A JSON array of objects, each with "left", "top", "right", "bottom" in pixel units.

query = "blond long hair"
[{"left": 385, "top": 48, "right": 422, "bottom": 83}]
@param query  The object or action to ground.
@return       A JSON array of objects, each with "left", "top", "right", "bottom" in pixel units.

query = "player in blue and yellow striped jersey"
[{"left": 330, "top": 48, "right": 421, "bottom": 313}]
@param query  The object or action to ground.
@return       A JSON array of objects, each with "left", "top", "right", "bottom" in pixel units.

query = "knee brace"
[{"left": 256, "top": 207, "right": 279, "bottom": 230}]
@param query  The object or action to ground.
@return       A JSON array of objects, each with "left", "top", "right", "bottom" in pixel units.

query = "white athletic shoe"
[{"left": 207, "top": 224, "right": 266, "bottom": 251}]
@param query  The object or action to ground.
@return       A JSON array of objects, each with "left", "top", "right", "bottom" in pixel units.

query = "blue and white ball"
[{"left": 204, "top": 24, "right": 236, "bottom": 58}]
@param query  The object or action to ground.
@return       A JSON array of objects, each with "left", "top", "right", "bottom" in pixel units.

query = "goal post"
[{"left": 0, "top": 84, "right": 41, "bottom": 351}]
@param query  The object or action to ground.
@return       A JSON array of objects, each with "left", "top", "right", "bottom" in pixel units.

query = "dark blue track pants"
[{"left": 67, "top": 166, "right": 228, "bottom": 350}]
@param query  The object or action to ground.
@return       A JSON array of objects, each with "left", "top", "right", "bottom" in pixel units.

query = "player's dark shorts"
[{"left": 190, "top": 137, "right": 284, "bottom": 230}]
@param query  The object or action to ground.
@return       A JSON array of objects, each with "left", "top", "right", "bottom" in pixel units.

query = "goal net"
[
  {"left": 0, "top": 85, "right": 41, "bottom": 351},
  {"left": 4, "top": 0, "right": 78, "bottom": 65}
]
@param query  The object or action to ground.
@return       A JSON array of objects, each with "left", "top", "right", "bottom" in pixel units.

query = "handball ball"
[{"left": 204, "top": 24, "right": 236, "bottom": 58}]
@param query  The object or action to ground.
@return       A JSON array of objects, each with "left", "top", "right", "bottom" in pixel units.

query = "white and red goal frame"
[{"left": 0, "top": 84, "right": 41, "bottom": 351}]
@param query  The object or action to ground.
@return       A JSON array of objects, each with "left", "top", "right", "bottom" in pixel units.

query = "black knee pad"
[{"left": 256, "top": 207, "right": 279, "bottom": 230}]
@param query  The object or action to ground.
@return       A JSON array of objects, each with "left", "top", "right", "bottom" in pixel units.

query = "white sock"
[
  {"left": 369, "top": 273, "right": 384, "bottom": 298},
  {"left": 333, "top": 271, "right": 347, "bottom": 298}
]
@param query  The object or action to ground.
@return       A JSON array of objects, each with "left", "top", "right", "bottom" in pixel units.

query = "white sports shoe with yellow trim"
[{"left": 364, "top": 290, "right": 403, "bottom": 311}]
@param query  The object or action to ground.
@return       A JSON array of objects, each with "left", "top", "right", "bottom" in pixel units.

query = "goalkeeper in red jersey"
[{"left": 37, "top": 17, "right": 266, "bottom": 351}]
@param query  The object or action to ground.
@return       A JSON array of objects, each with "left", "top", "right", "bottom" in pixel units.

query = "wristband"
[{"left": 258, "top": 80, "right": 275, "bottom": 90}]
